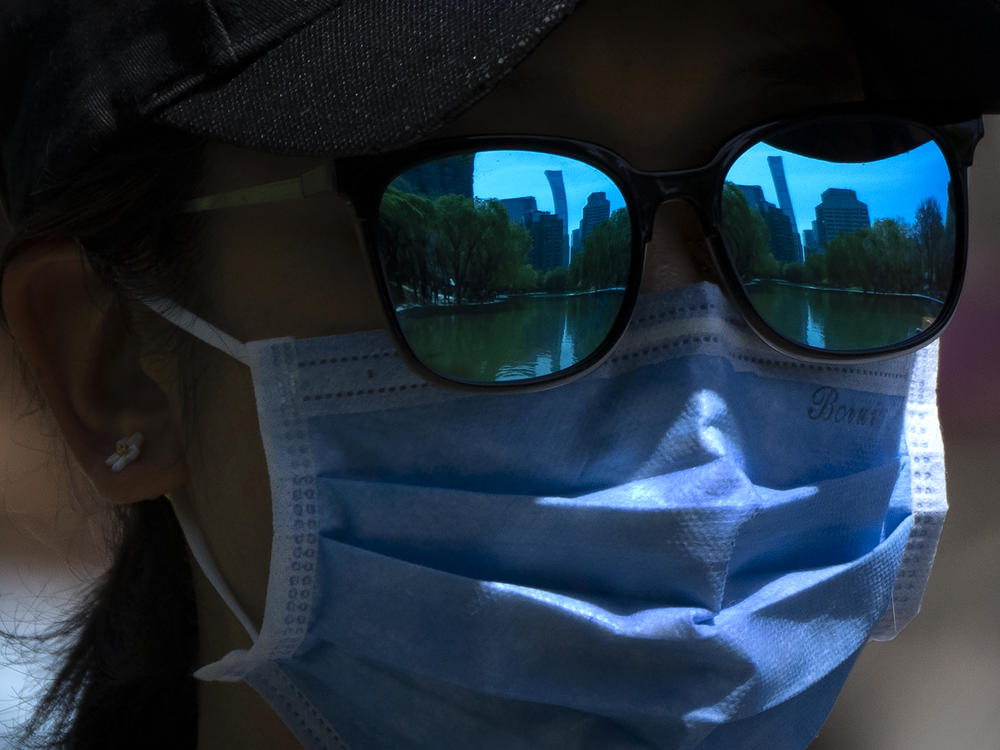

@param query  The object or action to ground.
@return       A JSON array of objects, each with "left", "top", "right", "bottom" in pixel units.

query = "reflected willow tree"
[
  {"left": 568, "top": 208, "right": 631, "bottom": 291},
  {"left": 378, "top": 188, "right": 438, "bottom": 304},
  {"left": 431, "top": 194, "right": 532, "bottom": 303},
  {"left": 379, "top": 188, "right": 533, "bottom": 305},
  {"left": 722, "top": 182, "right": 953, "bottom": 298},
  {"left": 381, "top": 188, "right": 632, "bottom": 306},
  {"left": 826, "top": 220, "right": 910, "bottom": 293},
  {"left": 824, "top": 202, "right": 951, "bottom": 296},
  {"left": 721, "top": 183, "right": 779, "bottom": 280},
  {"left": 915, "top": 197, "right": 953, "bottom": 294}
]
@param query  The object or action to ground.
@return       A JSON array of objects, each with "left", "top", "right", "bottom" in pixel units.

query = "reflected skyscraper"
[
  {"left": 579, "top": 191, "right": 611, "bottom": 251},
  {"left": 814, "top": 188, "right": 871, "bottom": 248},
  {"left": 502, "top": 195, "right": 565, "bottom": 270},
  {"left": 501, "top": 196, "right": 538, "bottom": 226},
  {"left": 803, "top": 226, "right": 820, "bottom": 254},
  {"left": 736, "top": 184, "right": 767, "bottom": 212},
  {"left": 767, "top": 155, "right": 803, "bottom": 261},
  {"left": 401, "top": 153, "right": 474, "bottom": 198},
  {"left": 527, "top": 211, "right": 564, "bottom": 271},
  {"left": 544, "top": 169, "right": 569, "bottom": 265}
]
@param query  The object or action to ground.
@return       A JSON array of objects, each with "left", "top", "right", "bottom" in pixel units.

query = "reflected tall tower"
[
  {"left": 767, "top": 155, "right": 803, "bottom": 262},
  {"left": 544, "top": 169, "right": 570, "bottom": 266},
  {"left": 579, "top": 192, "right": 611, "bottom": 249}
]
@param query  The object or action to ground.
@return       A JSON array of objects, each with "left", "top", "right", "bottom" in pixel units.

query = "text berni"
[{"left": 807, "top": 386, "right": 887, "bottom": 428}]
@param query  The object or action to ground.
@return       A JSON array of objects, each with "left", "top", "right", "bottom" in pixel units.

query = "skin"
[{"left": 2, "top": 0, "right": 863, "bottom": 747}]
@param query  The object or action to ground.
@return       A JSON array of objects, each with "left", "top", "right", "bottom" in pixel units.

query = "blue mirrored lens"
[
  {"left": 722, "top": 120, "right": 954, "bottom": 351},
  {"left": 378, "top": 150, "right": 631, "bottom": 383}
]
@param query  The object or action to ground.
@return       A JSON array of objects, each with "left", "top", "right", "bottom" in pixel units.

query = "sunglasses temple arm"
[{"left": 179, "top": 163, "right": 335, "bottom": 213}]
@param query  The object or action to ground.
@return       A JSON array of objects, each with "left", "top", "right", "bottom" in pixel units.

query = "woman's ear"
[{"left": 1, "top": 239, "right": 188, "bottom": 503}]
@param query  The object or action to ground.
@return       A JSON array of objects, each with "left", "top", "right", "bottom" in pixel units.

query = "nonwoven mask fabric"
[{"left": 148, "top": 282, "right": 947, "bottom": 750}]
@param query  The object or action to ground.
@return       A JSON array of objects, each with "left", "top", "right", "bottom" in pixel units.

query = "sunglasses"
[{"left": 184, "top": 109, "right": 983, "bottom": 390}]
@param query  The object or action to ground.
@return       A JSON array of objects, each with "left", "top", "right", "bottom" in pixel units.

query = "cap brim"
[
  {"left": 157, "top": 0, "right": 580, "bottom": 157},
  {"left": 156, "top": 0, "right": 1000, "bottom": 160}
]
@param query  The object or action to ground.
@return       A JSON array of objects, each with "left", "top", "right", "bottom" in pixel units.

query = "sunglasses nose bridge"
[{"left": 629, "top": 167, "right": 719, "bottom": 245}]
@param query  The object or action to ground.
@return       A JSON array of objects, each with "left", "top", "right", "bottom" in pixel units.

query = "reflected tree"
[
  {"left": 722, "top": 180, "right": 952, "bottom": 299},
  {"left": 379, "top": 189, "right": 532, "bottom": 305},
  {"left": 804, "top": 252, "right": 827, "bottom": 285},
  {"left": 825, "top": 218, "right": 922, "bottom": 294},
  {"left": 915, "top": 197, "right": 951, "bottom": 294},
  {"left": 721, "top": 183, "right": 779, "bottom": 279},
  {"left": 378, "top": 189, "right": 439, "bottom": 303},
  {"left": 827, "top": 228, "right": 877, "bottom": 292},
  {"left": 569, "top": 208, "right": 631, "bottom": 291}
]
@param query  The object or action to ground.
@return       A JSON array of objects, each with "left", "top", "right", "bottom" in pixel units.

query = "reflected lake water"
[
  {"left": 746, "top": 280, "right": 942, "bottom": 350},
  {"left": 396, "top": 290, "right": 625, "bottom": 382},
  {"left": 394, "top": 281, "right": 940, "bottom": 382}
]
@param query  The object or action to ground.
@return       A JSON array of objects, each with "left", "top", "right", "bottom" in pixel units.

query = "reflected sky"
[
  {"left": 726, "top": 141, "right": 951, "bottom": 229},
  {"left": 465, "top": 141, "right": 950, "bottom": 248},
  {"left": 472, "top": 150, "right": 627, "bottom": 235}
]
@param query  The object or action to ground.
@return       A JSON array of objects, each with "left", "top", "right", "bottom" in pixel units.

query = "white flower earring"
[{"left": 105, "top": 432, "right": 144, "bottom": 473}]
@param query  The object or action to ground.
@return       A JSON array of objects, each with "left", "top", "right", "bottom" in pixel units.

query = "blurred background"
[
  {"left": 1, "top": 118, "right": 998, "bottom": 748},
  {"left": 811, "top": 117, "right": 1000, "bottom": 749}
]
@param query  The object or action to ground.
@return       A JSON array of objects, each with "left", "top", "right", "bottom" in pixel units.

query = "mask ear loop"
[
  {"left": 139, "top": 295, "right": 252, "bottom": 368},
  {"left": 136, "top": 297, "right": 258, "bottom": 642},
  {"left": 170, "top": 488, "right": 261, "bottom": 643}
]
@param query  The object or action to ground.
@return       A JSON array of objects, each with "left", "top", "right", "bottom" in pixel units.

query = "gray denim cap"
[{"left": 2, "top": 0, "right": 999, "bottom": 224}]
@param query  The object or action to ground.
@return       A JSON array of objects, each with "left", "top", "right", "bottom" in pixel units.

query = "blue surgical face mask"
[{"left": 146, "top": 282, "right": 946, "bottom": 750}]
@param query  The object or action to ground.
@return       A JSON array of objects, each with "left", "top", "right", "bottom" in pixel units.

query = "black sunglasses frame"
[{"left": 332, "top": 108, "right": 983, "bottom": 391}]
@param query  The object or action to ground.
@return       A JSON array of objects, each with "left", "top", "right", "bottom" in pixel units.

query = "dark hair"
[{"left": 0, "top": 125, "right": 210, "bottom": 749}]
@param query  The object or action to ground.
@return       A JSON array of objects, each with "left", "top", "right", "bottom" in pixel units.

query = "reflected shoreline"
[
  {"left": 746, "top": 279, "right": 942, "bottom": 349},
  {"left": 746, "top": 277, "right": 946, "bottom": 305},
  {"left": 396, "top": 290, "right": 625, "bottom": 381},
  {"left": 395, "top": 286, "right": 627, "bottom": 316}
]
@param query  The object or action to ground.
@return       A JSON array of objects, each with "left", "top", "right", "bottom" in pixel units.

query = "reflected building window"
[{"left": 814, "top": 188, "right": 871, "bottom": 248}]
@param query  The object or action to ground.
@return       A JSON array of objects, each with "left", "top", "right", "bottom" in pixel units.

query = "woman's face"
[{"left": 146, "top": 0, "right": 864, "bottom": 667}]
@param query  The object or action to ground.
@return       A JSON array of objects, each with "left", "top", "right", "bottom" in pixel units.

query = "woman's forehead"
[{"left": 435, "top": 0, "right": 863, "bottom": 169}]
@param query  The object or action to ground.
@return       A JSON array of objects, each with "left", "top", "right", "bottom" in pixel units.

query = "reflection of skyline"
[
  {"left": 502, "top": 173, "right": 612, "bottom": 269},
  {"left": 725, "top": 140, "right": 950, "bottom": 238},
  {"left": 737, "top": 152, "right": 873, "bottom": 261},
  {"left": 500, "top": 190, "right": 567, "bottom": 270},
  {"left": 544, "top": 170, "right": 570, "bottom": 260},
  {"left": 811, "top": 188, "right": 871, "bottom": 250},
  {"left": 735, "top": 184, "right": 801, "bottom": 264},
  {"left": 471, "top": 150, "right": 625, "bottom": 235},
  {"left": 578, "top": 192, "right": 611, "bottom": 254},
  {"left": 401, "top": 154, "right": 475, "bottom": 199},
  {"left": 501, "top": 180, "right": 610, "bottom": 244},
  {"left": 767, "top": 156, "right": 802, "bottom": 260},
  {"left": 737, "top": 180, "right": 872, "bottom": 260}
]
